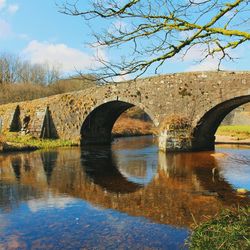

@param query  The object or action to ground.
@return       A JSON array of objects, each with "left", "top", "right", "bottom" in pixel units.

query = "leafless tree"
[
  {"left": 0, "top": 53, "right": 22, "bottom": 84},
  {"left": 0, "top": 53, "right": 61, "bottom": 85},
  {"left": 60, "top": 0, "right": 250, "bottom": 81}
]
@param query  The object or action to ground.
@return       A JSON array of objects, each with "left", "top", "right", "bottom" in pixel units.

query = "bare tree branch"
[{"left": 59, "top": 0, "right": 250, "bottom": 82}]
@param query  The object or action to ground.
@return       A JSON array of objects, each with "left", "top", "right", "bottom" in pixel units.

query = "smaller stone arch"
[{"left": 192, "top": 95, "right": 250, "bottom": 151}]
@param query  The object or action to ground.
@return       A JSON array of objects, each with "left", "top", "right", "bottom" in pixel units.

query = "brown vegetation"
[
  {"left": 0, "top": 77, "right": 97, "bottom": 105},
  {"left": 159, "top": 115, "right": 191, "bottom": 130},
  {"left": 112, "top": 116, "right": 154, "bottom": 137}
]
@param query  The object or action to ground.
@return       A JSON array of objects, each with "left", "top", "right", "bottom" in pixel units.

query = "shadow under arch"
[
  {"left": 81, "top": 145, "right": 143, "bottom": 193},
  {"left": 80, "top": 100, "right": 153, "bottom": 145},
  {"left": 192, "top": 95, "right": 250, "bottom": 150}
]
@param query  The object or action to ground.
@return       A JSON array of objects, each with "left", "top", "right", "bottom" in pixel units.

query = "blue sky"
[{"left": 0, "top": 0, "right": 249, "bottom": 78}]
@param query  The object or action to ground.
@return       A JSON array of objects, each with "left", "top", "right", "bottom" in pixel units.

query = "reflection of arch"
[
  {"left": 158, "top": 151, "right": 250, "bottom": 205},
  {"left": 81, "top": 145, "right": 142, "bottom": 193},
  {"left": 193, "top": 96, "right": 250, "bottom": 150},
  {"left": 80, "top": 100, "right": 154, "bottom": 145}
]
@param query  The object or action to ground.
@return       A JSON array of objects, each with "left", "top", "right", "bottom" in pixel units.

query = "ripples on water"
[{"left": 0, "top": 136, "right": 249, "bottom": 249}]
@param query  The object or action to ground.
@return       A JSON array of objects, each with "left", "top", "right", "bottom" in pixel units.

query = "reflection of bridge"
[
  {"left": 0, "top": 71, "right": 250, "bottom": 151},
  {"left": 0, "top": 147, "right": 249, "bottom": 227}
]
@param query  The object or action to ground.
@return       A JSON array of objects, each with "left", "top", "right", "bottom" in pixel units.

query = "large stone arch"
[
  {"left": 192, "top": 95, "right": 250, "bottom": 151},
  {"left": 80, "top": 100, "right": 156, "bottom": 145}
]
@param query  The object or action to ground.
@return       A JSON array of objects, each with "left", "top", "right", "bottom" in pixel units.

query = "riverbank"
[
  {"left": 188, "top": 206, "right": 250, "bottom": 250},
  {"left": 215, "top": 125, "right": 250, "bottom": 145},
  {"left": 216, "top": 125, "right": 250, "bottom": 139},
  {"left": 0, "top": 133, "right": 78, "bottom": 153},
  {"left": 216, "top": 135, "right": 250, "bottom": 145}
]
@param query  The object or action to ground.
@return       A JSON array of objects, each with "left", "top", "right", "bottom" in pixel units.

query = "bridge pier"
[
  {"left": 158, "top": 129, "right": 192, "bottom": 152},
  {"left": 158, "top": 116, "right": 192, "bottom": 152},
  {"left": 158, "top": 116, "right": 216, "bottom": 152},
  {"left": 158, "top": 130, "right": 215, "bottom": 152}
]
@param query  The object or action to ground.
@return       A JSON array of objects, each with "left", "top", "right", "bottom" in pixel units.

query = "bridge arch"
[
  {"left": 192, "top": 95, "right": 250, "bottom": 150},
  {"left": 80, "top": 100, "right": 155, "bottom": 145}
]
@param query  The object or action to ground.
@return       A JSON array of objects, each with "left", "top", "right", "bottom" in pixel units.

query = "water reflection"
[
  {"left": 11, "top": 157, "right": 22, "bottom": 180},
  {"left": 159, "top": 151, "right": 250, "bottom": 207},
  {"left": 0, "top": 136, "right": 250, "bottom": 249},
  {"left": 81, "top": 146, "right": 143, "bottom": 193},
  {"left": 41, "top": 151, "right": 58, "bottom": 185}
]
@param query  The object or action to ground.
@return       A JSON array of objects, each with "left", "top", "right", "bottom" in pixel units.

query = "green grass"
[
  {"left": 3, "top": 132, "right": 79, "bottom": 150},
  {"left": 187, "top": 206, "right": 250, "bottom": 250},
  {"left": 217, "top": 125, "right": 250, "bottom": 140}
]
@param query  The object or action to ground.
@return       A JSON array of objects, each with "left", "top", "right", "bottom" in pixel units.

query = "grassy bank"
[
  {"left": 216, "top": 125, "right": 250, "bottom": 140},
  {"left": 188, "top": 206, "right": 250, "bottom": 250},
  {"left": 0, "top": 116, "right": 153, "bottom": 153},
  {"left": 0, "top": 133, "right": 78, "bottom": 152}
]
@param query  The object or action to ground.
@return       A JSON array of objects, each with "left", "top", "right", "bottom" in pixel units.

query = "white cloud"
[
  {"left": 22, "top": 40, "right": 107, "bottom": 72},
  {"left": 178, "top": 44, "right": 226, "bottom": 71},
  {"left": 0, "top": 0, "right": 6, "bottom": 9},
  {"left": 181, "top": 44, "right": 207, "bottom": 61},
  {"left": 0, "top": 19, "right": 11, "bottom": 38},
  {"left": 0, "top": 1, "right": 19, "bottom": 40},
  {"left": 186, "top": 59, "right": 221, "bottom": 72},
  {"left": 8, "top": 4, "right": 19, "bottom": 14}
]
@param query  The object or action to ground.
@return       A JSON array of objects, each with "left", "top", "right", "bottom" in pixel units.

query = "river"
[{"left": 0, "top": 136, "right": 249, "bottom": 249}]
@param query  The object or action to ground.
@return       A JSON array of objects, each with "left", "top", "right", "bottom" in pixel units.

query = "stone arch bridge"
[{"left": 0, "top": 71, "right": 249, "bottom": 152}]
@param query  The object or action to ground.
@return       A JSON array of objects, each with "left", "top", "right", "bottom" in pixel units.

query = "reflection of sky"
[
  {"left": 216, "top": 147, "right": 250, "bottom": 191},
  {"left": 27, "top": 192, "right": 78, "bottom": 213},
  {"left": 0, "top": 193, "right": 189, "bottom": 250},
  {"left": 115, "top": 145, "right": 158, "bottom": 185}
]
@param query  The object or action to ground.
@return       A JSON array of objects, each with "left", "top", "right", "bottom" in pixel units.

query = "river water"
[{"left": 0, "top": 136, "right": 249, "bottom": 249}]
